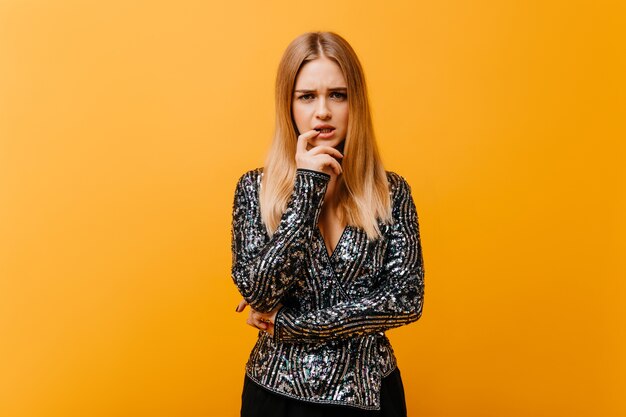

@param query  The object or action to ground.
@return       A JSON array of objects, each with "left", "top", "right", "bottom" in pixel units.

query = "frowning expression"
[{"left": 292, "top": 57, "right": 349, "bottom": 150}]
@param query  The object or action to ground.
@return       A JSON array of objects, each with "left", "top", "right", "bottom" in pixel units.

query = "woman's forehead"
[{"left": 294, "top": 66, "right": 346, "bottom": 90}]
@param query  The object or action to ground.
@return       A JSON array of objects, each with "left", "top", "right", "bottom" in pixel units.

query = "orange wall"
[{"left": 1, "top": 1, "right": 624, "bottom": 416}]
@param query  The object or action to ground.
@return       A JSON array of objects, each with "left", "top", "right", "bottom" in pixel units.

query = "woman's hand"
[
  {"left": 235, "top": 299, "right": 282, "bottom": 336},
  {"left": 295, "top": 130, "right": 343, "bottom": 177}
]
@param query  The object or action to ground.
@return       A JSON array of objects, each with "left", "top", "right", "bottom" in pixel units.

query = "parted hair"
[{"left": 260, "top": 31, "right": 392, "bottom": 241}]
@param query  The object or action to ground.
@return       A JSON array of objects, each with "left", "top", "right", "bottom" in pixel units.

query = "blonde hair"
[{"left": 260, "top": 31, "right": 392, "bottom": 241}]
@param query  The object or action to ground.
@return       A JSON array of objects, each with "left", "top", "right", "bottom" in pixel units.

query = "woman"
[{"left": 231, "top": 31, "right": 425, "bottom": 416}]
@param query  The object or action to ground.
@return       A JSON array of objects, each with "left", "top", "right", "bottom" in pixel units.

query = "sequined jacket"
[{"left": 230, "top": 167, "right": 425, "bottom": 410}]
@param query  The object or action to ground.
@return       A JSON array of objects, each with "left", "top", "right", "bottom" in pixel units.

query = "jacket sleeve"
[
  {"left": 272, "top": 175, "right": 425, "bottom": 343},
  {"left": 231, "top": 168, "right": 330, "bottom": 313}
]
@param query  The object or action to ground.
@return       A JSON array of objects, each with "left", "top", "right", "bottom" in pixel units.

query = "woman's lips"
[{"left": 315, "top": 128, "right": 335, "bottom": 139}]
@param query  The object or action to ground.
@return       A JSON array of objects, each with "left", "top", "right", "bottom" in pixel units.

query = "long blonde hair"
[{"left": 260, "top": 31, "right": 392, "bottom": 241}]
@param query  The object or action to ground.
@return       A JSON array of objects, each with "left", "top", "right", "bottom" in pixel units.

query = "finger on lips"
[
  {"left": 306, "top": 129, "right": 321, "bottom": 137},
  {"left": 297, "top": 134, "right": 314, "bottom": 153},
  {"left": 296, "top": 130, "right": 345, "bottom": 177}
]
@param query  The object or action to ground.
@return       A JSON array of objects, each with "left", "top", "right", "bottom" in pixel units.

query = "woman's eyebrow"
[{"left": 294, "top": 87, "right": 348, "bottom": 93}]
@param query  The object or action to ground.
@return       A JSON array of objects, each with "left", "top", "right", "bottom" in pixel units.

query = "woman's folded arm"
[{"left": 273, "top": 176, "right": 425, "bottom": 343}]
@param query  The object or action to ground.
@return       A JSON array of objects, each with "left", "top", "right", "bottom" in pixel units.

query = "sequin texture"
[{"left": 231, "top": 167, "right": 425, "bottom": 410}]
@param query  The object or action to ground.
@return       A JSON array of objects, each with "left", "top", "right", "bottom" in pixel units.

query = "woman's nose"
[{"left": 316, "top": 99, "right": 331, "bottom": 119}]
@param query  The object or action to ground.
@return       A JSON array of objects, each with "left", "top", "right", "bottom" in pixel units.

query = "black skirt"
[{"left": 241, "top": 367, "right": 407, "bottom": 417}]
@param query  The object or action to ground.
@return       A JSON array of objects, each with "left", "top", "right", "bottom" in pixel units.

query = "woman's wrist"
[{"left": 296, "top": 167, "right": 331, "bottom": 181}]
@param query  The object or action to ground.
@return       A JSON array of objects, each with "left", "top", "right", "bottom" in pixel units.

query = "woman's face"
[{"left": 292, "top": 57, "right": 349, "bottom": 150}]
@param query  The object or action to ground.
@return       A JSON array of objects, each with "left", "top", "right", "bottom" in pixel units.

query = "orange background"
[{"left": 1, "top": 1, "right": 624, "bottom": 416}]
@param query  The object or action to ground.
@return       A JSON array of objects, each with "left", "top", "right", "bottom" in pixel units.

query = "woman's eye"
[{"left": 297, "top": 92, "right": 347, "bottom": 101}]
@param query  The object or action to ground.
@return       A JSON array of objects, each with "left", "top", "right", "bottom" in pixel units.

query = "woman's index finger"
[
  {"left": 296, "top": 135, "right": 308, "bottom": 154},
  {"left": 297, "top": 130, "right": 319, "bottom": 154}
]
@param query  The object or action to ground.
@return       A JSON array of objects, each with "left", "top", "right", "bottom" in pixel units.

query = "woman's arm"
[
  {"left": 272, "top": 175, "right": 425, "bottom": 343},
  {"left": 231, "top": 168, "right": 330, "bottom": 313}
]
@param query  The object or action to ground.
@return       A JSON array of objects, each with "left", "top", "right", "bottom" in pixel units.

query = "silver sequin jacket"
[{"left": 230, "top": 167, "right": 425, "bottom": 410}]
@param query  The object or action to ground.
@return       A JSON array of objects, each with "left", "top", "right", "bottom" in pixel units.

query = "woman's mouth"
[{"left": 315, "top": 128, "right": 336, "bottom": 138}]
